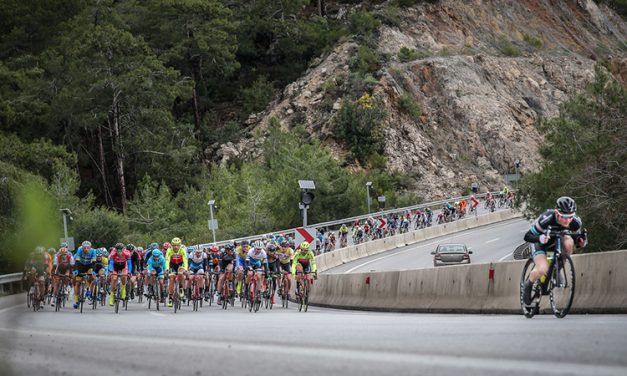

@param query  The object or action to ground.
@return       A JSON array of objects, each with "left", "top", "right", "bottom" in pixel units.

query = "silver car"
[{"left": 431, "top": 243, "right": 472, "bottom": 267}]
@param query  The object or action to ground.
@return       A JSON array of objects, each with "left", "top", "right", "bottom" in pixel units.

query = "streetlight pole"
[
  {"left": 60, "top": 208, "right": 71, "bottom": 245},
  {"left": 208, "top": 200, "right": 217, "bottom": 243},
  {"left": 298, "top": 180, "right": 316, "bottom": 228},
  {"left": 366, "top": 181, "right": 373, "bottom": 214}
]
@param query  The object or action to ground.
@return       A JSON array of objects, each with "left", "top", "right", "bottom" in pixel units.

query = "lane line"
[
  {"left": 498, "top": 252, "right": 513, "bottom": 261},
  {"left": 0, "top": 327, "right": 624, "bottom": 376},
  {"left": 485, "top": 238, "right": 500, "bottom": 244},
  {"left": 0, "top": 304, "right": 21, "bottom": 315},
  {"left": 342, "top": 219, "right": 527, "bottom": 274}
]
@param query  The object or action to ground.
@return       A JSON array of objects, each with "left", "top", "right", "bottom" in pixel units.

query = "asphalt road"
[
  {"left": 1, "top": 295, "right": 626, "bottom": 376},
  {"left": 326, "top": 218, "right": 531, "bottom": 274}
]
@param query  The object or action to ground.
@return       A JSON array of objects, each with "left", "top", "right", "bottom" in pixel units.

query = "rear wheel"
[
  {"left": 520, "top": 258, "right": 540, "bottom": 318},
  {"left": 550, "top": 255, "right": 575, "bottom": 318}
]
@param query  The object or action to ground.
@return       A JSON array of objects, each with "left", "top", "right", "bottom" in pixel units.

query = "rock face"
[{"left": 212, "top": 0, "right": 626, "bottom": 199}]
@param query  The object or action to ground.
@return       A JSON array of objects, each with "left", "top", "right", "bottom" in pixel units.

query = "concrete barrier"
[{"left": 311, "top": 250, "right": 627, "bottom": 314}]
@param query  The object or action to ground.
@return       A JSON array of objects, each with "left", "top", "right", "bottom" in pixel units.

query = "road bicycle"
[
  {"left": 146, "top": 274, "right": 162, "bottom": 311},
  {"left": 296, "top": 271, "right": 315, "bottom": 312},
  {"left": 264, "top": 272, "right": 278, "bottom": 310},
  {"left": 190, "top": 273, "right": 204, "bottom": 312},
  {"left": 53, "top": 274, "right": 71, "bottom": 312},
  {"left": 247, "top": 268, "right": 264, "bottom": 313},
  {"left": 279, "top": 270, "right": 291, "bottom": 309},
  {"left": 520, "top": 228, "right": 576, "bottom": 318}
]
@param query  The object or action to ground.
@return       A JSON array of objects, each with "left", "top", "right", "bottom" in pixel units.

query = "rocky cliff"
[{"left": 212, "top": 0, "right": 626, "bottom": 199}]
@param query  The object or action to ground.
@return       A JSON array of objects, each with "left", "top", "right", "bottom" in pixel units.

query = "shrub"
[
  {"left": 377, "top": 5, "right": 401, "bottom": 27},
  {"left": 349, "top": 45, "right": 382, "bottom": 76},
  {"left": 398, "top": 47, "right": 419, "bottom": 62},
  {"left": 499, "top": 40, "right": 522, "bottom": 57},
  {"left": 349, "top": 10, "right": 381, "bottom": 36},
  {"left": 334, "top": 94, "right": 387, "bottom": 164},
  {"left": 523, "top": 34, "right": 543, "bottom": 49},
  {"left": 241, "top": 76, "right": 275, "bottom": 116},
  {"left": 398, "top": 91, "right": 422, "bottom": 120}
]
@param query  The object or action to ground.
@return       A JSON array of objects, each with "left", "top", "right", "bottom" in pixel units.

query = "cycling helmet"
[
  {"left": 60, "top": 242, "right": 68, "bottom": 248},
  {"left": 556, "top": 196, "right": 576, "bottom": 215},
  {"left": 151, "top": 250, "right": 163, "bottom": 259},
  {"left": 252, "top": 240, "right": 263, "bottom": 249},
  {"left": 35, "top": 246, "right": 45, "bottom": 253},
  {"left": 114, "top": 242, "right": 125, "bottom": 251},
  {"left": 48, "top": 247, "right": 56, "bottom": 253},
  {"left": 150, "top": 242, "right": 159, "bottom": 250},
  {"left": 300, "top": 241, "right": 310, "bottom": 251},
  {"left": 224, "top": 244, "right": 234, "bottom": 252},
  {"left": 171, "top": 237, "right": 182, "bottom": 246},
  {"left": 241, "top": 240, "right": 249, "bottom": 246},
  {"left": 126, "top": 243, "right": 135, "bottom": 251},
  {"left": 81, "top": 240, "right": 92, "bottom": 248},
  {"left": 265, "top": 243, "right": 277, "bottom": 252},
  {"left": 108, "top": 247, "right": 116, "bottom": 253},
  {"left": 136, "top": 246, "right": 144, "bottom": 253},
  {"left": 162, "top": 242, "right": 171, "bottom": 250},
  {"left": 187, "top": 246, "right": 195, "bottom": 253}
]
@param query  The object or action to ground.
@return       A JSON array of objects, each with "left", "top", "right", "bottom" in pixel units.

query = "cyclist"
[
  {"left": 50, "top": 246, "right": 74, "bottom": 307},
  {"left": 127, "top": 244, "right": 142, "bottom": 300},
  {"left": 522, "top": 196, "right": 587, "bottom": 305},
  {"left": 93, "top": 249, "right": 109, "bottom": 301},
  {"left": 146, "top": 249, "right": 166, "bottom": 302},
  {"left": 73, "top": 241, "right": 97, "bottom": 309},
  {"left": 23, "top": 246, "right": 52, "bottom": 306},
  {"left": 265, "top": 243, "right": 279, "bottom": 304},
  {"left": 234, "top": 240, "right": 251, "bottom": 297},
  {"left": 292, "top": 242, "right": 317, "bottom": 297},
  {"left": 245, "top": 241, "right": 269, "bottom": 299},
  {"left": 276, "top": 240, "right": 294, "bottom": 300},
  {"left": 165, "top": 237, "right": 188, "bottom": 307},
  {"left": 217, "top": 243, "right": 237, "bottom": 305},
  {"left": 108, "top": 243, "right": 132, "bottom": 306},
  {"left": 188, "top": 247, "right": 208, "bottom": 301}
]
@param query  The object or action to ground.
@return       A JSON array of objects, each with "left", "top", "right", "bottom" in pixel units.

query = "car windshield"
[{"left": 438, "top": 245, "right": 466, "bottom": 253}]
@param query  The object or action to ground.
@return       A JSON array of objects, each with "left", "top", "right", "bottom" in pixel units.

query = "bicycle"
[
  {"left": 191, "top": 274, "right": 204, "bottom": 312},
  {"left": 170, "top": 277, "right": 182, "bottom": 313},
  {"left": 247, "top": 268, "right": 264, "bottom": 313},
  {"left": 53, "top": 274, "right": 71, "bottom": 312},
  {"left": 520, "top": 228, "right": 576, "bottom": 319},
  {"left": 296, "top": 271, "right": 314, "bottom": 312},
  {"left": 75, "top": 272, "right": 90, "bottom": 314},
  {"left": 28, "top": 275, "right": 42, "bottom": 312},
  {"left": 135, "top": 272, "right": 144, "bottom": 304},
  {"left": 264, "top": 272, "right": 278, "bottom": 310},
  {"left": 279, "top": 270, "right": 290, "bottom": 309},
  {"left": 219, "top": 270, "right": 235, "bottom": 310},
  {"left": 146, "top": 274, "right": 162, "bottom": 311}
]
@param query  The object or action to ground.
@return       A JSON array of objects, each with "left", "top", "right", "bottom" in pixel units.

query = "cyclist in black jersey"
[{"left": 522, "top": 196, "right": 587, "bottom": 305}]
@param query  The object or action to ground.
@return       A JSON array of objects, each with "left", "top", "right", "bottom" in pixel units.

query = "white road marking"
[
  {"left": 0, "top": 304, "right": 21, "bottom": 315},
  {"left": 343, "top": 220, "right": 527, "bottom": 274},
  {"left": 149, "top": 311, "right": 166, "bottom": 317},
  {"left": 485, "top": 238, "right": 500, "bottom": 244},
  {"left": 1, "top": 327, "right": 624, "bottom": 376},
  {"left": 498, "top": 252, "right": 513, "bottom": 261}
]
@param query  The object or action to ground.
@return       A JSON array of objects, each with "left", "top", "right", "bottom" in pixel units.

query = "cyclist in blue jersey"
[
  {"left": 73, "top": 241, "right": 97, "bottom": 309},
  {"left": 146, "top": 250, "right": 166, "bottom": 302}
]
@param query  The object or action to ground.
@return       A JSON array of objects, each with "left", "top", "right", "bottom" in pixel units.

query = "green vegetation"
[
  {"left": 398, "top": 47, "right": 420, "bottom": 62},
  {"left": 377, "top": 4, "right": 402, "bottom": 27},
  {"left": 349, "top": 45, "right": 382, "bottom": 76},
  {"left": 523, "top": 34, "right": 543, "bottom": 49},
  {"left": 518, "top": 65, "right": 626, "bottom": 252},
  {"left": 499, "top": 39, "right": 522, "bottom": 57},
  {"left": 242, "top": 76, "right": 276, "bottom": 117},
  {"left": 333, "top": 94, "right": 387, "bottom": 164},
  {"left": 398, "top": 91, "right": 422, "bottom": 120},
  {"left": 349, "top": 9, "right": 381, "bottom": 36}
]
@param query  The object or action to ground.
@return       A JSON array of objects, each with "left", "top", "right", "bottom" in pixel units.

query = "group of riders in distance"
[
  {"left": 23, "top": 235, "right": 318, "bottom": 313},
  {"left": 22, "top": 189, "right": 582, "bottom": 317}
]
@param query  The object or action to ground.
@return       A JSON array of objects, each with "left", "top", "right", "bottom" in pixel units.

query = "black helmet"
[
  {"left": 115, "top": 242, "right": 125, "bottom": 250},
  {"left": 556, "top": 196, "right": 576, "bottom": 215},
  {"left": 126, "top": 243, "right": 135, "bottom": 251}
]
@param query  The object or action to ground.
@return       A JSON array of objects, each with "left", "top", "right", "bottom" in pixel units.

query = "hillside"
[{"left": 213, "top": 0, "right": 626, "bottom": 198}]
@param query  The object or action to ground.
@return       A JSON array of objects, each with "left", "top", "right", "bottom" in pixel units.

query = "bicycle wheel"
[
  {"left": 27, "top": 287, "right": 31, "bottom": 309},
  {"left": 114, "top": 288, "right": 120, "bottom": 314},
  {"left": 304, "top": 279, "right": 310, "bottom": 312},
  {"left": 550, "top": 255, "right": 575, "bottom": 318},
  {"left": 31, "top": 284, "right": 38, "bottom": 312},
  {"left": 298, "top": 281, "right": 304, "bottom": 312},
  {"left": 173, "top": 282, "right": 179, "bottom": 314},
  {"left": 520, "top": 258, "right": 540, "bottom": 318},
  {"left": 155, "top": 282, "right": 160, "bottom": 311},
  {"left": 79, "top": 281, "right": 85, "bottom": 313}
]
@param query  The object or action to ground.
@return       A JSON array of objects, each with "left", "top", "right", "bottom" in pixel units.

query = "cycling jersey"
[
  {"left": 246, "top": 249, "right": 268, "bottom": 270},
  {"left": 147, "top": 255, "right": 166, "bottom": 276},
  {"left": 74, "top": 247, "right": 97, "bottom": 265},
  {"left": 108, "top": 250, "right": 132, "bottom": 272},
  {"left": 276, "top": 247, "right": 294, "bottom": 265},
  {"left": 291, "top": 250, "right": 317, "bottom": 275},
  {"left": 94, "top": 256, "right": 108, "bottom": 276},
  {"left": 235, "top": 246, "right": 251, "bottom": 268},
  {"left": 25, "top": 252, "right": 52, "bottom": 275},
  {"left": 165, "top": 247, "right": 188, "bottom": 271},
  {"left": 189, "top": 252, "right": 207, "bottom": 273},
  {"left": 54, "top": 252, "right": 74, "bottom": 273},
  {"left": 219, "top": 251, "right": 236, "bottom": 271},
  {"left": 524, "top": 210, "right": 584, "bottom": 256},
  {"left": 339, "top": 225, "right": 348, "bottom": 234}
]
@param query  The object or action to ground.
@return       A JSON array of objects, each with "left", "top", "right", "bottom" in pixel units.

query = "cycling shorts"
[
  {"left": 237, "top": 258, "right": 246, "bottom": 269},
  {"left": 189, "top": 265, "right": 204, "bottom": 275},
  {"left": 280, "top": 262, "right": 291, "bottom": 273},
  {"left": 150, "top": 266, "right": 164, "bottom": 278},
  {"left": 297, "top": 259, "right": 311, "bottom": 273},
  {"left": 268, "top": 260, "right": 278, "bottom": 274},
  {"left": 169, "top": 262, "right": 183, "bottom": 275},
  {"left": 219, "top": 259, "right": 233, "bottom": 271},
  {"left": 75, "top": 262, "right": 94, "bottom": 276}
]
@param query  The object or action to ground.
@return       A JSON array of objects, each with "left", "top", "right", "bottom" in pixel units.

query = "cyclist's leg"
[
  {"left": 562, "top": 235, "right": 575, "bottom": 257},
  {"left": 109, "top": 271, "right": 118, "bottom": 305}
]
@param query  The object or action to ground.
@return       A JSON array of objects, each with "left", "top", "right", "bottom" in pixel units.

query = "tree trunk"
[
  {"left": 97, "top": 124, "right": 113, "bottom": 208},
  {"left": 317, "top": 0, "right": 325, "bottom": 17},
  {"left": 192, "top": 83, "right": 201, "bottom": 136},
  {"left": 112, "top": 101, "right": 128, "bottom": 214}
]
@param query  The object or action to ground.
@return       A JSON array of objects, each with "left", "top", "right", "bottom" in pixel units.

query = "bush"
[
  {"left": 349, "top": 10, "right": 381, "bottom": 36},
  {"left": 377, "top": 5, "right": 401, "bottom": 27},
  {"left": 398, "top": 91, "right": 422, "bottom": 120},
  {"left": 334, "top": 94, "right": 387, "bottom": 164},
  {"left": 71, "top": 207, "right": 129, "bottom": 247},
  {"left": 398, "top": 47, "right": 419, "bottom": 62},
  {"left": 499, "top": 39, "right": 522, "bottom": 57},
  {"left": 523, "top": 34, "right": 543, "bottom": 49},
  {"left": 241, "top": 76, "right": 275, "bottom": 116},
  {"left": 349, "top": 45, "right": 381, "bottom": 76}
]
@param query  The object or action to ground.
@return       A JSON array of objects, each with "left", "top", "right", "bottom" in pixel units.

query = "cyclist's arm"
[
  {"left": 310, "top": 253, "right": 317, "bottom": 274},
  {"left": 182, "top": 251, "right": 188, "bottom": 271},
  {"left": 126, "top": 257, "right": 132, "bottom": 272},
  {"left": 165, "top": 250, "right": 171, "bottom": 271}
]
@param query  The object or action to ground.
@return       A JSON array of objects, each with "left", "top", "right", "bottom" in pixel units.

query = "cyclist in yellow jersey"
[
  {"left": 276, "top": 241, "right": 294, "bottom": 298},
  {"left": 165, "top": 237, "right": 188, "bottom": 307},
  {"left": 234, "top": 240, "right": 251, "bottom": 296},
  {"left": 292, "top": 242, "right": 317, "bottom": 297}
]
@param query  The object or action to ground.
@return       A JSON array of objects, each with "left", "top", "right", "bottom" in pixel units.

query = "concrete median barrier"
[{"left": 311, "top": 250, "right": 627, "bottom": 314}]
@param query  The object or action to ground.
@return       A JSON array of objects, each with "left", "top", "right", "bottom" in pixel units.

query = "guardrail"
[
  {"left": 0, "top": 273, "right": 23, "bottom": 295},
  {"left": 198, "top": 191, "right": 505, "bottom": 249}
]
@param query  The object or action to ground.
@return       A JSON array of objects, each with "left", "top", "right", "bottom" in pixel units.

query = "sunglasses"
[{"left": 557, "top": 211, "right": 575, "bottom": 219}]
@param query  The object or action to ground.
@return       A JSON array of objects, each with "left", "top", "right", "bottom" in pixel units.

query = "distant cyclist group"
[{"left": 23, "top": 235, "right": 318, "bottom": 313}]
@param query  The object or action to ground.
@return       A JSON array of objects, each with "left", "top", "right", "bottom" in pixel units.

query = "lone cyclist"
[{"left": 522, "top": 196, "right": 587, "bottom": 305}]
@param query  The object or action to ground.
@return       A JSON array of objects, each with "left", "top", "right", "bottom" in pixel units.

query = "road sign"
[
  {"left": 377, "top": 218, "right": 387, "bottom": 229},
  {"left": 208, "top": 219, "right": 219, "bottom": 230},
  {"left": 295, "top": 227, "right": 316, "bottom": 246}
]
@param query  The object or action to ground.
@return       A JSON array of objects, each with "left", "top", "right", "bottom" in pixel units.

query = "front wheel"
[
  {"left": 520, "top": 258, "right": 540, "bottom": 318},
  {"left": 550, "top": 255, "right": 575, "bottom": 318}
]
